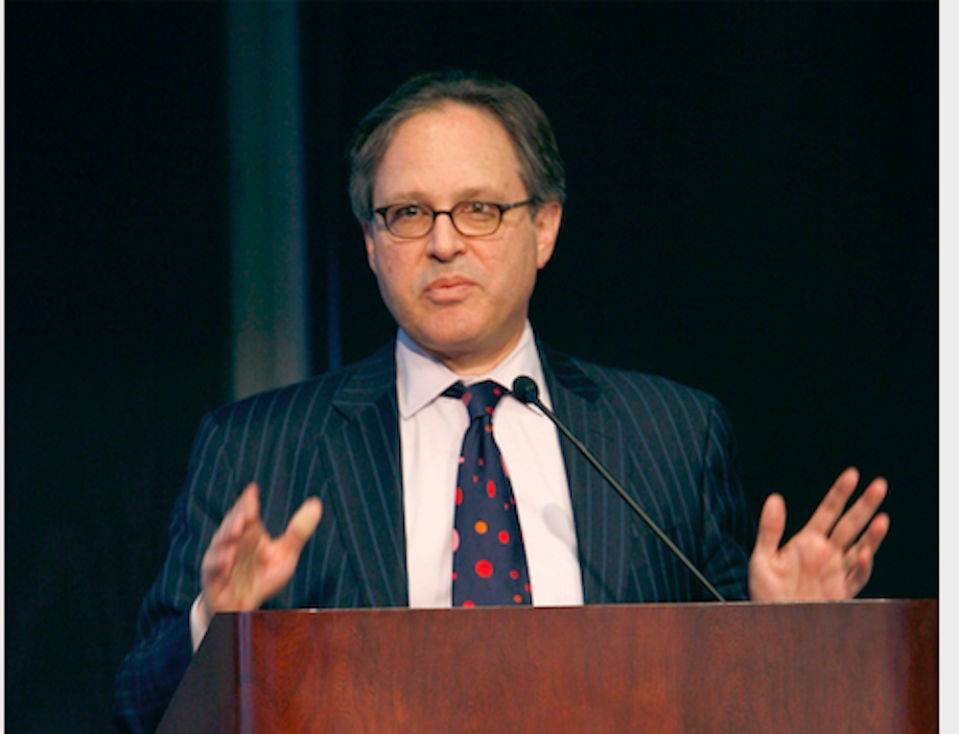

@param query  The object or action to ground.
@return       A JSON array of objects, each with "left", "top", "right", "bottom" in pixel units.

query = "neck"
[{"left": 423, "top": 330, "right": 526, "bottom": 377}]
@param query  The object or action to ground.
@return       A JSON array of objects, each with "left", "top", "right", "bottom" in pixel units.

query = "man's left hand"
[{"left": 748, "top": 467, "right": 890, "bottom": 601}]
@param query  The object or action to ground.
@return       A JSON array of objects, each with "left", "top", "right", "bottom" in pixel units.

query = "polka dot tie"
[{"left": 445, "top": 380, "right": 531, "bottom": 607}]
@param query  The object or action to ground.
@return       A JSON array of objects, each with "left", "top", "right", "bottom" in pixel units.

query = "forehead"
[{"left": 373, "top": 102, "right": 525, "bottom": 203}]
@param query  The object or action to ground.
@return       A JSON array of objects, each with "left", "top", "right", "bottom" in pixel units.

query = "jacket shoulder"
[
  {"left": 205, "top": 342, "right": 396, "bottom": 429},
  {"left": 541, "top": 345, "right": 726, "bottom": 421}
]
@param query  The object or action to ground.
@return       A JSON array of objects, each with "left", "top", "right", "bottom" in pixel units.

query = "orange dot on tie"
[
  {"left": 476, "top": 559, "right": 493, "bottom": 578},
  {"left": 475, "top": 520, "right": 488, "bottom": 534},
  {"left": 463, "top": 600, "right": 475, "bottom": 608},
  {"left": 498, "top": 530, "right": 510, "bottom": 544},
  {"left": 485, "top": 424, "right": 493, "bottom": 433},
  {"left": 486, "top": 480, "right": 496, "bottom": 498},
  {"left": 514, "top": 594, "right": 522, "bottom": 603}
]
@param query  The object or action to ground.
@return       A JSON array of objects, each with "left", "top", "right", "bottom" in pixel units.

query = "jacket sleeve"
[
  {"left": 113, "top": 412, "right": 237, "bottom": 734},
  {"left": 698, "top": 397, "right": 754, "bottom": 601}
]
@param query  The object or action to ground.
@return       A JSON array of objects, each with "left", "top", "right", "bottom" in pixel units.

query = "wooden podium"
[{"left": 157, "top": 600, "right": 937, "bottom": 733}]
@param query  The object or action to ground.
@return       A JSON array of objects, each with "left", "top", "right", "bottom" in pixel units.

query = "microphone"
[{"left": 512, "top": 375, "right": 726, "bottom": 603}]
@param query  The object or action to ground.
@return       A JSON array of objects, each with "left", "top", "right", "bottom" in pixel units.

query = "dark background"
[{"left": 6, "top": 3, "right": 937, "bottom": 732}]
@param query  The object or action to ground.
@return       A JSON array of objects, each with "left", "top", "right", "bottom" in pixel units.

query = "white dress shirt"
[{"left": 398, "top": 322, "right": 584, "bottom": 608}]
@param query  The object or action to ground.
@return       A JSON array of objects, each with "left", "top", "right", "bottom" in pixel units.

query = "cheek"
[
  {"left": 372, "top": 249, "right": 416, "bottom": 297},
  {"left": 503, "top": 241, "right": 540, "bottom": 283}
]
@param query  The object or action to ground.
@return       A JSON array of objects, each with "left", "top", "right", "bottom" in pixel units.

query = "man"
[{"left": 113, "top": 71, "right": 889, "bottom": 733}]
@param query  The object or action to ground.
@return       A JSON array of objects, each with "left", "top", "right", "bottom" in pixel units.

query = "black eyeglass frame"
[{"left": 372, "top": 199, "right": 536, "bottom": 239}]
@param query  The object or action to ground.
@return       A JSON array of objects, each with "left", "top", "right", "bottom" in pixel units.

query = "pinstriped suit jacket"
[{"left": 114, "top": 341, "right": 753, "bottom": 734}]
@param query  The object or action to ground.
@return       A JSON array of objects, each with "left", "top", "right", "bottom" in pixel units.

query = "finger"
[
  {"left": 843, "top": 513, "right": 890, "bottom": 595},
  {"left": 232, "top": 483, "right": 261, "bottom": 534},
  {"left": 278, "top": 497, "right": 323, "bottom": 554},
  {"left": 202, "top": 484, "right": 261, "bottom": 586},
  {"left": 805, "top": 467, "right": 860, "bottom": 536},
  {"left": 754, "top": 493, "right": 787, "bottom": 558},
  {"left": 201, "top": 540, "right": 235, "bottom": 580},
  {"left": 848, "top": 511, "right": 890, "bottom": 562},
  {"left": 844, "top": 548, "right": 874, "bottom": 596},
  {"left": 201, "top": 535, "right": 244, "bottom": 602},
  {"left": 212, "top": 482, "right": 260, "bottom": 545},
  {"left": 828, "top": 477, "right": 888, "bottom": 549}
]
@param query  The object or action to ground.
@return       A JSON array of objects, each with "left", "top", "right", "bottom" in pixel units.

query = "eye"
[
  {"left": 462, "top": 201, "right": 494, "bottom": 215},
  {"left": 391, "top": 204, "right": 424, "bottom": 221},
  {"left": 456, "top": 201, "right": 498, "bottom": 221}
]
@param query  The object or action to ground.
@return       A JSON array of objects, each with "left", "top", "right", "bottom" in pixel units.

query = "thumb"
[
  {"left": 281, "top": 497, "right": 323, "bottom": 552},
  {"left": 754, "top": 493, "right": 787, "bottom": 558}
]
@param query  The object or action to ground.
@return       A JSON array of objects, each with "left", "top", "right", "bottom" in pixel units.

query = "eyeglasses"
[{"left": 372, "top": 199, "right": 535, "bottom": 239}]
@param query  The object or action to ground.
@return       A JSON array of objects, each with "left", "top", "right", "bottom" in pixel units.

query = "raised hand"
[
  {"left": 748, "top": 467, "right": 889, "bottom": 602},
  {"left": 199, "top": 482, "right": 322, "bottom": 621}
]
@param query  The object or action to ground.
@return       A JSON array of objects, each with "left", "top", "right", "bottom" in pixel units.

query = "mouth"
[{"left": 424, "top": 275, "right": 475, "bottom": 303}]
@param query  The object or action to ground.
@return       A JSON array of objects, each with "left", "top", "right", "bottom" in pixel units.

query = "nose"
[{"left": 425, "top": 211, "right": 467, "bottom": 262}]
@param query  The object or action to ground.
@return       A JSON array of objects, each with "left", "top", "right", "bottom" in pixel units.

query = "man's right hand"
[{"left": 199, "top": 482, "right": 322, "bottom": 622}]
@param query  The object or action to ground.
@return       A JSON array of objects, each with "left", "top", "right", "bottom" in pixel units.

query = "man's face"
[{"left": 364, "top": 102, "right": 562, "bottom": 374}]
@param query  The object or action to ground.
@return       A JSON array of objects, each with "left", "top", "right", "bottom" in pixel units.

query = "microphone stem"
[{"left": 532, "top": 397, "right": 726, "bottom": 603}]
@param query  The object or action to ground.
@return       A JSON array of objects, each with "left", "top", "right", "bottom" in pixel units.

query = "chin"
[
  {"left": 412, "top": 309, "right": 485, "bottom": 346},
  {"left": 419, "top": 328, "right": 485, "bottom": 358}
]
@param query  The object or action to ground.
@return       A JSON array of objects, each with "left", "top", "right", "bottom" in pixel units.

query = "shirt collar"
[{"left": 396, "top": 322, "right": 549, "bottom": 419}]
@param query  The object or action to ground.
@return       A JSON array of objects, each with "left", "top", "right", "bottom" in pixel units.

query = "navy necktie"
[{"left": 445, "top": 380, "right": 531, "bottom": 607}]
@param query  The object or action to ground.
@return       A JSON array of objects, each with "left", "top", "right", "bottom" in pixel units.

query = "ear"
[
  {"left": 363, "top": 221, "right": 378, "bottom": 274},
  {"left": 533, "top": 201, "right": 563, "bottom": 269}
]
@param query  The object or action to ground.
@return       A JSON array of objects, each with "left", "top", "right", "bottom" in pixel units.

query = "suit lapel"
[
  {"left": 323, "top": 343, "right": 409, "bottom": 607},
  {"left": 540, "top": 345, "right": 631, "bottom": 604}
]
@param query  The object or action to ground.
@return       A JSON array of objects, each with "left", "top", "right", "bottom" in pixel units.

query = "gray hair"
[{"left": 348, "top": 71, "right": 566, "bottom": 223}]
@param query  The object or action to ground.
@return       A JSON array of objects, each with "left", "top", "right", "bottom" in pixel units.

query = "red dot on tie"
[
  {"left": 499, "top": 530, "right": 510, "bottom": 544},
  {"left": 476, "top": 559, "right": 493, "bottom": 578},
  {"left": 486, "top": 480, "right": 496, "bottom": 498},
  {"left": 452, "top": 571, "right": 457, "bottom": 580},
  {"left": 510, "top": 569, "right": 519, "bottom": 580},
  {"left": 504, "top": 502, "right": 510, "bottom": 510},
  {"left": 463, "top": 600, "right": 475, "bottom": 608},
  {"left": 478, "top": 458, "right": 484, "bottom": 466},
  {"left": 456, "top": 487, "right": 463, "bottom": 505},
  {"left": 473, "top": 474, "right": 478, "bottom": 483},
  {"left": 493, "top": 387, "right": 501, "bottom": 396},
  {"left": 486, "top": 406, "right": 494, "bottom": 415},
  {"left": 525, "top": 583, "right": 531, "bottom": 592}
]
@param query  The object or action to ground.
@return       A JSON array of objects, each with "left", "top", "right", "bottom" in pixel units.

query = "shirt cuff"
[{"left": 189, "top": 594, "right": 211, "bottom": 652}]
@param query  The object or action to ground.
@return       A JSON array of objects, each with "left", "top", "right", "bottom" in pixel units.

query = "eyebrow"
[{"left": 376, "top": 188, "right": 507, "bottom": 206}]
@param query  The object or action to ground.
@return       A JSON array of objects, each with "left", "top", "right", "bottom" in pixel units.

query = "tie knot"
[{"left": 445, "top": 380, "right": 507, "bottom": 422}]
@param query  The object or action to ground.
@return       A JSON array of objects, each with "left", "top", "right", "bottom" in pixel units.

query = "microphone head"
[{"left": 512, "top": 376, "right": 539, "bottom": 404}]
